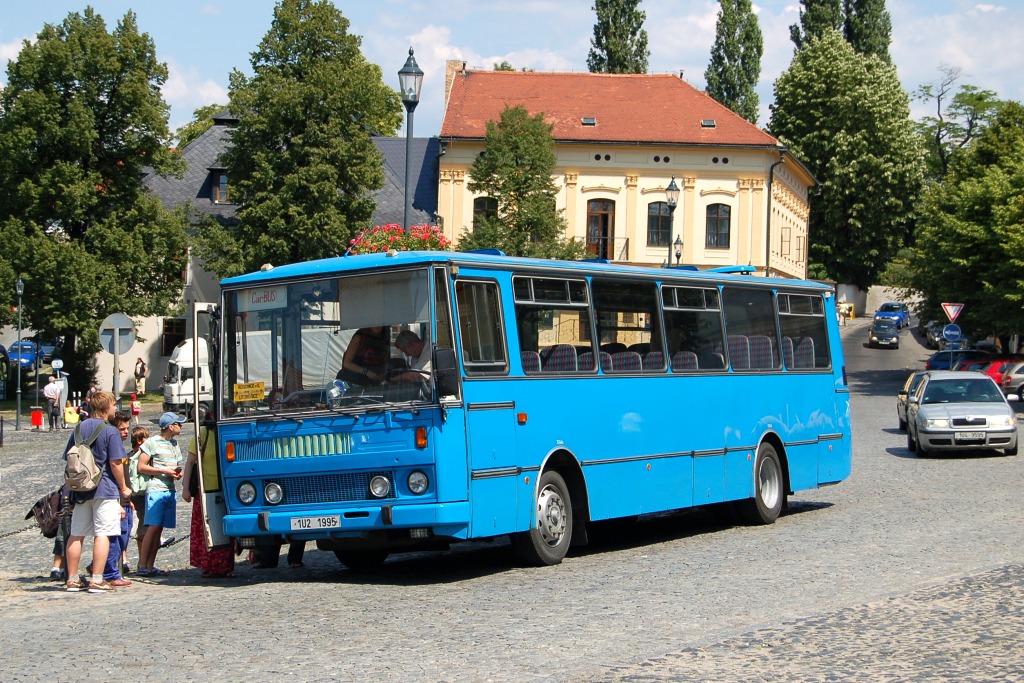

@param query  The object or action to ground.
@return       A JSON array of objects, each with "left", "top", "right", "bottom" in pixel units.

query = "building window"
[
  {"left": 161, "top": 318, "right": 186, "bottom": 356},
  {"left": 781, "top": 225, "right": 792, "bottom": 256},
  {"left": 213, "top": 172, "right": 230, "bottom": 203},
  {"left": 473, "top": 197, "right": 498, "bottom": 229},
  {"left": 587, "top": 199, "right": 616, "bottom": 259},
  {"left": 706, "top": 203, "right": 731, "bottom": 249},
  {"left": 647, "top": 201, "right": 671, "bottom": 247}
]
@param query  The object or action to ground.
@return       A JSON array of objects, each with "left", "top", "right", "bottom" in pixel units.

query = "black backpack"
[{"left": 25, "top": 489, "right": 62, "bottom": 538}]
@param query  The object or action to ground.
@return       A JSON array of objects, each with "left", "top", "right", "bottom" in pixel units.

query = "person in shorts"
[
  {"left": 136, "top": 412, "right": 185, "bottom": 576},
  {"left": 63, "top": 391, "right": 132, "bottom": 593}
]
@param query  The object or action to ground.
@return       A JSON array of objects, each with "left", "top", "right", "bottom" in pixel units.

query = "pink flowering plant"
[{"left": 348, "top": 223, "right": 451, "bottom": 254}]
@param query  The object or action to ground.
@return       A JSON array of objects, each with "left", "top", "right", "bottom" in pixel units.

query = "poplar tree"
[
  {"left": 201, "top": 0, "right": 403, "bottom": 278},
  {"left": 769, "top": 31, "right": 924, "bottom": 288},
  {"left": 462, "top": 105, "right": 584, "bottom": 260},
  {"left": 0, "top": 8, "right": 188, "bottom": 382},
  {"left": 844, "top": 0, "right": 892, "bottom": 63},
  {"left": 789, "top": 0, "right": 843, "bottom": 50},
  {"left": 705, "top": 0, "right": 764, "bottom": 124},
  {"left": 587, "top": 0, "right": 650, "bottom": 74}
]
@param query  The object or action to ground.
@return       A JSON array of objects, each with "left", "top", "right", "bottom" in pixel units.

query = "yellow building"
[{"left": 438, "top": 62, "right": 814, "bottom": 279}]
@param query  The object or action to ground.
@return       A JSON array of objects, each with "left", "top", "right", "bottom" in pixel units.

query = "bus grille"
[
  {"left": 233, "top": 433, "right": 353, "bottom": 461},
  {"left": 274, "top": 470, "right": 397, "bottom": 505}
]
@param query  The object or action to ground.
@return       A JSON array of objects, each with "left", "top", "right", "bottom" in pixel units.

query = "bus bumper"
[{"left": 223, "top": 501, "right": 471, "bottom": 541}]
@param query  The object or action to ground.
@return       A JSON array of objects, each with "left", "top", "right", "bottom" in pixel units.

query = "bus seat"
[
  {"left": 781, "top": 337, "right": 795, "bottom": 368},
  {"left": 748, "top": 335, "right": 776, "bottom": 368},
  {"left": 541, "top": 344, "right": 578, "bottom": 372},
  {"left": 795, "top": 337, "right": 816, "bottom": 368},
  {"left": 699, "top": 352, "right": 726, "bottom": 369},
  {"left": 671, "top": 351, "right": 698, "bottom": 371},
  {"left": 599, "top": 351, "right": 612, "bottom": 371},
  {"left": 728, "top": 335, "right": 750, "bottom": 370},
  {"left": 610, "top": 351, "right": 642, "bottom": 372},
  {"left": 600, "top": 342, "right": 627, "bottom": 355},
  {"left": 521, "top": 350, "right": 541, "bottom": 374},
  {"left": 643, "top": 351, "right": 665, "bottom": 372},
  {"left": 578, "top": 352, "right": 595, "bottom": 371}
]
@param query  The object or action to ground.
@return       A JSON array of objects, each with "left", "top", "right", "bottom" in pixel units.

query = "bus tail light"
[
  {"left": 415, "top": 426, "right": 427, "bottom": 449},
  {"left": 226, "top": 441, "right": 236, "bottom": 462}
]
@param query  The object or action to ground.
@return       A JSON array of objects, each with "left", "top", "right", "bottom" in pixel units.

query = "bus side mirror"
[{"left": 433, "top": 348, "right": 460, "bottom": 399}]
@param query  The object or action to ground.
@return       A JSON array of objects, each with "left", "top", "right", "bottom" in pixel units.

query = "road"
[{"left": 0, "top": 317, "right": 1022, "bottom": 682}]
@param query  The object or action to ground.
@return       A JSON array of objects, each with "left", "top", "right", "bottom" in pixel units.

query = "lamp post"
[
  {"left": 765, "top": 149, "right": 787, "bottom": 277},
  {"left": 15, "top": 276, "right": 23, "bottom": 431},
  {"left": 398, "top": 47, "right": 424, "bottom": 235},
  {"left": 666, "top": 176, "right": 680, "bottom": 266}
]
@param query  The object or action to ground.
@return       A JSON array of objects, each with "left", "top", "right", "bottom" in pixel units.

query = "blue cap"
[{"left": 159, "top": 412, "right": 187, "bottom": 429}]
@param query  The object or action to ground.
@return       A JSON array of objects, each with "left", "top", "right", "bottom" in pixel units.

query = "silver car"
[
  {"left": 896, "top": 370, "right": 927, "bottom": 431},
  {"left": 1001, "top": 361, "right": 1024, "bottom": 400},
  {"left": 906, "top": 371, "right": 1018, "bottom": 456}
]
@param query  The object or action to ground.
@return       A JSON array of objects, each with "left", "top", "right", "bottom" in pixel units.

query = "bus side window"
[
  {"left": 454, "top": 280, "right": 508, "bottom": 375},
  {"left": 777, "top": 293, "right": 830, "bottom": 370}
]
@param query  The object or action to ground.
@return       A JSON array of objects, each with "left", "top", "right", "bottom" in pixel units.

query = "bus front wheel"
[
  {"left": 737, "top": 443, "right": 785, "bottom": 525},
  {"left": 512, "top": 470, "right": 572, "bottom": 566}
]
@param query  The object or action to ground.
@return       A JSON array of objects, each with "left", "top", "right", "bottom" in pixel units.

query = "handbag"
[{"left": 188, "top": 462, "right": 200, "bottom": 497}]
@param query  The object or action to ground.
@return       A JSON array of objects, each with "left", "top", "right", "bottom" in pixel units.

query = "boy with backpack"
[{"left": 63, "top": 391, "right": 132, "bottom": 593}]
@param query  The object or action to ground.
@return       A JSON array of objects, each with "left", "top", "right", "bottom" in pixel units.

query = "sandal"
[{"left": 147, "top": 567, "right": 169, "bottom": 576}]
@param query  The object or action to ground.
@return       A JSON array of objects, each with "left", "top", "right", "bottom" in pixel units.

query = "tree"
[
  {"left": 461, "top": 105, "right": 584, "bottom": 260},
  {"left": 0, "top": 8, "right": 188, "bottom": 385},
  {"left": 790, "top": 0, "right": 891, "bottom": 62},
  {"left": 705, "top": 0, "right": 763, "bottom": 124},
  {"left": 908, "top": 103, "right": 1024, "bottom": 341},
  {"left": 844, "top": 0, "right": 892, "bottom": 63},
  {"left": 175, "top": 103, "right": 228, "bottom": 149},
  {"left": 914, "top": 65, "right": 1003, "bottom": 181},
  {"left": 789, "top": 0, "right": 842, "bottom": 51},
  {"left": 587, "top": 0, "right": 650, "bottom": 74},
  {"left": 769, "top": 31, "right": 924, "bottom": 288},
  {"left": 198, "top": 0, "right": 403, "bottom": 278}
]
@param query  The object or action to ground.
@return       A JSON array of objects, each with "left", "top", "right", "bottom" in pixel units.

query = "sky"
[{"left": 1, "top": 1, "right": 1022, "bottom": 139}]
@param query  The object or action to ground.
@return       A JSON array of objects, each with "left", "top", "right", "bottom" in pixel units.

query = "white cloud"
[{"left": 162, "top": 60, "right": 229, "bottom": 129}]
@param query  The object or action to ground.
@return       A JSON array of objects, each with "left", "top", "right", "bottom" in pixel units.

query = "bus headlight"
[
  {"left": 369, "top": 475, "right": 391, "bottom": 498},
  {"left": 408, "top": 470, "right": 429, "bottom": 495},
  {"left": 265, "top": 482, "right": 283, "bottom": 505},
  {"left": 238, "top": 481, "right": 257, "bottom": 505}
]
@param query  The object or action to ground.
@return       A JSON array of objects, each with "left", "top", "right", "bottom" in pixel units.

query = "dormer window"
[
  {"left": 581, "top": 117, "right": 597, "bottom": 126},
  {"left": 701, "top": 119, "right": 717, "bottom": 128},
  {"left": 213, "top": 172, "right": 230, "bottom": 203}
]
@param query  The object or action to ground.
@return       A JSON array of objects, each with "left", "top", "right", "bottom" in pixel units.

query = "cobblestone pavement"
[{"left": 0, "top": 322, "right": 1022, "bottom": 682}]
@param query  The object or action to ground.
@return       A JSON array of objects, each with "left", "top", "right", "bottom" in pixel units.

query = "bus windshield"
[{"left": 221, "top": 268, "right": 434, "bottom": 416}]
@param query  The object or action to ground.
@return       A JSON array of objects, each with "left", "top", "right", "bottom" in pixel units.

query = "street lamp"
[
  {"left": 398, "top": 47, "right": 424, "bottom": 235},
  {"left": 15, "top": 276, "right": 23, "bottom": 431},
  {"left": 666, "top": 176, "right": 680, "bottom": 266}
]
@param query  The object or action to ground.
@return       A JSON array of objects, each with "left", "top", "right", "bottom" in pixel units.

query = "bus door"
[{"left": 193, "top": 302, "right": 230, "bottom": 549}]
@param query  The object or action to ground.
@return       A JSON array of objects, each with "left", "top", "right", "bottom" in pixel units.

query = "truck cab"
[{"left": 163, "top": 337, "right": 212, "bottom": 420}]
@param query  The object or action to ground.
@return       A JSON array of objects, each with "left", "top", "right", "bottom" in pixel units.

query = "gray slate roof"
[{"left": 144, "top": 112, "right": 440, "bottom": 230}]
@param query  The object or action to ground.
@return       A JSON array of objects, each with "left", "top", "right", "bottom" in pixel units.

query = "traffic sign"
[
  {"left": 941, "top": 303, "right": 964, "bottom": 323},
  {"left": 942, "top": 323, "right": 962, "bottom": 342},
  {"left": 98, "top": 313, "right": 136, "bottom": 355},
  {"left": 50, "top": 359, "right": 63, "bottom": 370}
]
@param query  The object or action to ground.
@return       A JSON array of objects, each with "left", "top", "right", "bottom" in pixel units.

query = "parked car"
[
  {"left": 867, "top": 319, "right": 900, "bottom": 349},
  {"left": 874, "top": 302, "right": 911, "bottom": 329},
  {"left": 906, "top": 371, "right": 1017, "bottom": 456},
  {"left": 980, "top": 358, "right": 1024, "bottom": 386},
  {"left": 923, "top": 320, "right": 943, "bottom": 349},
  {"left": 29, "top": 335, "right": 60, "bottom": 364},
  {"left": 897, "top": 370, "right": 927, "bottom": 431},
  {"left": 951, "top": 358, "right": 992, "bottom": 372},
  {"left": 7, "top": 340, "right": 42, "bottom": 371},
  {"left": 1000, "top": 361, "right": 1024, "bottom": 400},
  {"left": 0, "top": 344, "right": 8, "bottom": 381},
  {"left": 924, "top": 348, "right": 992, "bottom": 371}
]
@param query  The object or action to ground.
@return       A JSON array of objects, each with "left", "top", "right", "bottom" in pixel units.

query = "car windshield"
[
  {"left": 872, "top": 322, "right": 897, "bottom": 332},
  {"left": 879, "top": 304, "right": 900, "bottom": 312},
  {"left": 923, "top": 379, "right": 1002, "bottom": 404}
]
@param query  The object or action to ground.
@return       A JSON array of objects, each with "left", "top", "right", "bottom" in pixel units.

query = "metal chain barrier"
[{"left": 0, "top": 524, "right": 38, "bottom": 540}]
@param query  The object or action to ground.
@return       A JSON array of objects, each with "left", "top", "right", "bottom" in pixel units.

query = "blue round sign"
[{"left": 942, "top": 323, "right": 962, "bottom": 342}]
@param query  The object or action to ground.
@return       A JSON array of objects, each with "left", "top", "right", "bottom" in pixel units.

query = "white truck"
[{"left": 162, "top": 337, "right": 213, "bottom": 420}]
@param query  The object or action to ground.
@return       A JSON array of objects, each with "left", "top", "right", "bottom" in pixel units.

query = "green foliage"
[
  {"left": 914, "top": 66, "right": 1004, "bottom": 181},
  {"left": 587, "top": 0, "right": 650, "bottom": 74},
  {"left": 175, "top": 103, "right": 228, "bottom": 149},
  {"left": 705, "top": 0, "right": 763, "bottom": 124},
  {"left": 494, "top": 61, "right": 514, "bottom": 71},
  {"left": 462, "top": 106, "right": 585, "bottom": 260},
  {"left": 790, "top": 0, "right": 891, "bottom": 62},
  {"left": 0, "top": 8, "right": 187, "bottom": 383},
  {"left": 769, "top": 31, "right": 924, "bottom": 289},
  {"left": 908, "top": 103, "right": 1024, "bottom": 339},
  {"left": 197, "top": 0, "right": 403, "bottom": 278}
]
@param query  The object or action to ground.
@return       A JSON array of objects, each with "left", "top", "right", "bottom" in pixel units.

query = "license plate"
[
  {"left": 290, "top": 515, "right": 340, "bottom": 531},
  {"left": 955, "top": 431, "right": 985, "bottom": 441}
]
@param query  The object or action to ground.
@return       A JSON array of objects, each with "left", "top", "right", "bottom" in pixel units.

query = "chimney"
[{"left": 445, "top": 59, "right": 465, "bottom": 103}]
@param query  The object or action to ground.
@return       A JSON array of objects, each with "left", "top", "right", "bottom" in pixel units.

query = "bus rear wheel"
[
  {"left": 512, "top": 470, "right": 572, "bottom": 566},
  {"left": 333, "top": 550, "right": 389, "bottom": 571},
  {"left": 737, "top": 443, "right": 785, "bottom": 525}
]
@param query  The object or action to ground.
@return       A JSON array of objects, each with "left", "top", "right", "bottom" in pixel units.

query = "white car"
[{"left": 906, "top": 371, "right": 1018, "bottom": 456}]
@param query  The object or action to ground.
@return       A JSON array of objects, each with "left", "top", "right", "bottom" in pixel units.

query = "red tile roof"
[{"left": 441, "top": 70, "right": 778, "bottom": 148}]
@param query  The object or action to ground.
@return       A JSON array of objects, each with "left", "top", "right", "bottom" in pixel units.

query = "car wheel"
[
  {"left": 907, "top": 429, "right": 917, "bottom": 453},
  {"left": 1006, "top": 441, "right": 1018, "bottom": 456}
]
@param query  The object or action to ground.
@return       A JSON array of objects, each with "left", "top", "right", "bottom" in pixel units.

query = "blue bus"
[{"left": 194, "top": 251, "right": 851, "bottom": 567}]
